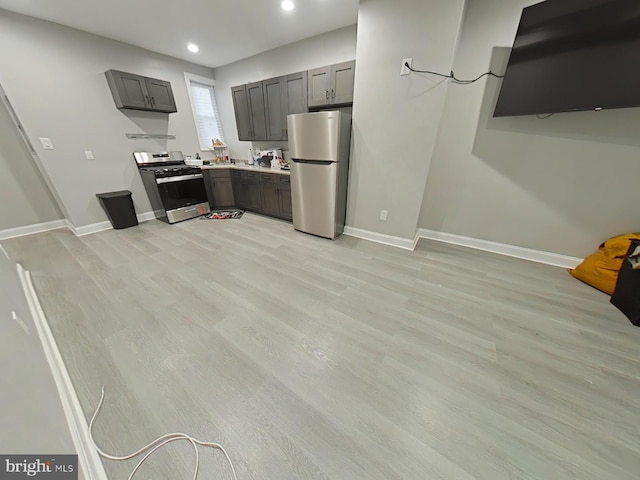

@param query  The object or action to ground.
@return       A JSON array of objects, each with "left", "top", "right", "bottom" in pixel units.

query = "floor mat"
[{"left": 201, "top": 209, "right": 244, "bottom": 220}]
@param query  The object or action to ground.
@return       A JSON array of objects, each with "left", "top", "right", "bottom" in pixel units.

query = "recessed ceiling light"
[
  {"left": 281, "top": 0, "right": 295, "bottom": 12},
  {"left": 187, "top": 43, "right": 199, "bottom": 53}
]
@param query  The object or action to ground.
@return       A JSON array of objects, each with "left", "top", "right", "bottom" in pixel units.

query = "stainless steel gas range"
[{"left": 134, "top": 151, "right": 210, "bottom": 224}]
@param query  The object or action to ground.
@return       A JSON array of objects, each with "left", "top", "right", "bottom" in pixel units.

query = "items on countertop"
[{"left": 211, "top": 139, "right": 229, "bottom": 163}]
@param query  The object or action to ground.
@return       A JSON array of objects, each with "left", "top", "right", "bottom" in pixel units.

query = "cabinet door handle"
[
  {"left": 326, "top": 90, "right": 329, "bottom": 100},
  {"left": 331, "top": 89, "right": 335, "bottom": 99},
  {"left": 145, "top": 95, "right": 151, "bottom": 106},
  {"left": 151, "top": 96, "right": 155, "bottom": 106}
]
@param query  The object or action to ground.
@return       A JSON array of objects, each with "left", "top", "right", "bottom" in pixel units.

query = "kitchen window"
[{"left": 184, "top": 73, "right": 224, "bottom": 150}]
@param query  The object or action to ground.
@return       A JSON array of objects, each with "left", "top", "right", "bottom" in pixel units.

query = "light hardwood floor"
[{"left": 3, "top": 213, "right": 640, "bottom": 480}]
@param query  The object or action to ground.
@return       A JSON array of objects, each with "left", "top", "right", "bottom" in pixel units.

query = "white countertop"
[{"left": 201, "top": 164, "right": 290, "bottom": 176}]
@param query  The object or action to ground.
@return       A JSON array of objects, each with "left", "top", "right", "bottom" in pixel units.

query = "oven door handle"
[{"left": 155, "top": 173, "right": 203, "bottom": 184}]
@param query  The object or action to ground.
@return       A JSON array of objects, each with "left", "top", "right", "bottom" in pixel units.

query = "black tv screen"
[{"left": 493, "top": 0, "right": 640, "bottom": 117}]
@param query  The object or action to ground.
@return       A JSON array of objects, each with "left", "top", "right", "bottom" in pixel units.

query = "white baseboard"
[
  {"left": 68, "top": 211, "right": 156, "bottom": 237},
  {"left": 69, "top": 220, "right": 112, "bottom": 237},
  {"left": 0, "top": 219, "right": 67, "bottom": 240},
  {"left": 17, "top": 264, "right": 108, "bottom": 480},
  {"left": 343, "top": 226, "right": 415, "bottom": 250},
  {"left": 415, "top": 228, "right": 581, "bottom": 269},
  {"left": 342, "top": 225, "right": 581, "bottom": 269},
  {"left": 137, "top": 211, "right": 157, "bottom": 222},
  {"left": 0, "top": 212, "right": 156, "bottom": 240}
]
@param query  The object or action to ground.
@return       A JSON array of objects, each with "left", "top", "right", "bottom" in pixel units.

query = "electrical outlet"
[
  {"left": 39, "top": 137, "right": 54, "bottom": 150},
  {"left": 84, "top": 150, "right": 95, "bottom": 160},
  {"left": 380, "top": 210, "right": 388, "bottom": 221},
  {"left": 400, "top": 58, "right": 413, "bottom": 76}
]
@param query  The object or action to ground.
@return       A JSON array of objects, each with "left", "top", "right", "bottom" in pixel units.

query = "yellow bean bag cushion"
[{"left": 569, "top": 233, "right": 640, "bottom": 295}]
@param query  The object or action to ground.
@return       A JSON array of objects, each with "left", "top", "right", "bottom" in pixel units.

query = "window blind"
[{"left": 189, "top": 81, "right": 224, "bottom": 149}]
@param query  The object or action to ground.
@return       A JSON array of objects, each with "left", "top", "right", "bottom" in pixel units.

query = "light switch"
[
  {"left": 39, "top": 137, "right": 54, "bottom": 150},
  {"left": 84, "top": 151, "right": 95, "bottom": 160}
]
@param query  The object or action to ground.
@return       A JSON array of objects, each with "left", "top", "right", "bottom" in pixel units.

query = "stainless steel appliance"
[
  {"left": 133, "top": 151, "right": 210, "bottom": 224},
  {"left": 287, "top": 111, "right": 352, "bottom": 239}
]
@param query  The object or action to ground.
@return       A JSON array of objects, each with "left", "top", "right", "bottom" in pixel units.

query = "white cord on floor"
[{"left": 89, "top": 386, "right": 238, "bottom": 480}]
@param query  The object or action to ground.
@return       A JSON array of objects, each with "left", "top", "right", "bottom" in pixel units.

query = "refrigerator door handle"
[{"left": 291, "top": 159, "right": 334, "bottom": 165}]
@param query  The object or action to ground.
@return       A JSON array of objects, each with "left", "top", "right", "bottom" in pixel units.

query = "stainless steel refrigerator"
[{"left": 287, "top": 111, "right": 352, "bottom": 239}]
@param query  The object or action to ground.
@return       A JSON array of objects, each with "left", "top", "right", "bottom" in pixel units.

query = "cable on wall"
[
  {"left": 89, "top": 386, "right": 238, "bottom": 480},
  {"left": 405, "top": 63, "right": 504, "bottom": 84}
]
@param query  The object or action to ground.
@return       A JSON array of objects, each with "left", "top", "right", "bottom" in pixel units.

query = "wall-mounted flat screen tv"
[{"left": 494, "top": 0, "right": 640, "bottom": 117}]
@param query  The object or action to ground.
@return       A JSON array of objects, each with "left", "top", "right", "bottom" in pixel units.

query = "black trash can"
[{"left": 96, "top": 190, "right": 139, "bottom": 229}]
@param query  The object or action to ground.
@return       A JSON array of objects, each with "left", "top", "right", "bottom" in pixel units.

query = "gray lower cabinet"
[
  {"left": 105, "top": 69, "right": 177, "bottom": 113},
  {"left": 230, "top": 170, "right": 244, "bottom": 206},
  {"left": 245, "top": 173, "right": 262, "bottom": 211},
  {"left": 232, "top": 82, "right": 267, "bottom": 141},
  {"left": 308, "top": 60, "right": 355, "bottom": 108},
  {"left": 260, "top": 174, "right": 281, "bottom": 217},
  {"left": 278, "top": 176, "right": 293, "bottom": 221},
  {"left": 260, "top": 173, "right": 292, "bottom": 220},
  {"left": 207, "top": 169, "right": 291, "bottom": 220},
  {"left": 231, "top": 170, "right": 261, "bottom": 210},
  {"left": 204, "top": 170, "right": 235, "bottom": 209}
]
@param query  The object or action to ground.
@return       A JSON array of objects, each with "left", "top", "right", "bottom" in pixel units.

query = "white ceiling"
[{"left": 0, "top": 0, "right": 359, "bottom": 68}]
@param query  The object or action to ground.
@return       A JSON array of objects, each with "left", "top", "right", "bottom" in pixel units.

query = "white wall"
[
  {"left": 213, "top": 25, "right": 358, "bottom": 160},
  {"left": 0, "top": 9, "right": 215, "bottom": 228},
  {"left": 347, "top": 0, "right": 466, "bottom": 240},
  {"left": 0, "top": 97, "right": 63, "bottom": 230},
  {"left": 419, "top": 0, "right": 640, "bottom": 258}
]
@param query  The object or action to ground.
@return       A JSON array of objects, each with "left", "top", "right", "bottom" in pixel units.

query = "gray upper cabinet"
[
  {"left": 282, "top": 71, "right": 308, "bottom": 139},
  {"left": 308, "top": 61, "right": 355, "bottom": 108},
  {"left": 263, "top": 71, "right": 308, "bottom": 142},
  {"left": 105, "top": 70, "right": 177, "bottom": 113},
  {"left": 145, "top": 78, "right": 177, "bottom": 113},
  {"left": 232, "top": 82, "right": 267, "bottom": 141},
  {"left": 247, "top": 81, "right": 267, "bottom": 140},
  {"left": 330, "top": 61, "right": 356, "bottom": 105},
  {"left": 308, "top": 66, "right": 331, "bottom": 108},
  {"left": 232, "top": 85, "right": 253, "bottom": 141},
  {"left": 230, "top": 62, "right": 352, "bottom": 143},
  {"left": 263, "top": 77, "right": 285, "bottom": 142},
  {"left": 105, "top": 70, "right": 150, "bottom": 110}
]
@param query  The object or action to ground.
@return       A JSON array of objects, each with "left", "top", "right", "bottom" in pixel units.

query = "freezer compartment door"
[
  {"left": 290, "top": 159, "right": 339, "bottom": 239},
  {"left": 287, "top": 112, "right": 341, "bottom": 162}
]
